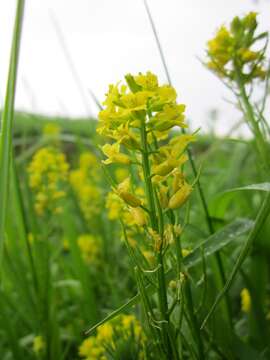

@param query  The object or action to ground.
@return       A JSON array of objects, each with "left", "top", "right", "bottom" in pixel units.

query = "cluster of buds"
[
  {"left": 207, "top": 12, "right": 267, "bottom": 83},
  {"left": 98, "top": 72, "right": 194, "bottom": 250}
]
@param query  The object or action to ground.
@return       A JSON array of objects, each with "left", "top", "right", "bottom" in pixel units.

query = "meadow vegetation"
[{"left": 0, "top": 2, "right": 270, "bottom": 359}]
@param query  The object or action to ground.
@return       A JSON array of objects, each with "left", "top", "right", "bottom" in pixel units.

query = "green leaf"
[
  {"left": 85, "top": 218, "right": 253, "bottom": 335},
  {"left": 223, "top": 183, "right": 270, "bottom": 193},
  {"left": 0, "top": 0, "right": 25, "bottom": 264}
]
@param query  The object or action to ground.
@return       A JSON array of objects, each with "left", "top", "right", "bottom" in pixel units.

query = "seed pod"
[
  {"left": 153, "top": 159, "right": 179, "bottom": 176},
  {"left": 118, "top": 191, "right": 142, "bottom": 208},
  {"left": 168, "top": 183, "right": 192, "bottom": 210}
]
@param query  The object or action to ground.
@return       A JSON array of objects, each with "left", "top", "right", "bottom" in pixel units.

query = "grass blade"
[
  {"left": 0, "top": 0, "right": 25, "bottom": 264},
  {"left": 223, "top": 182, "right": 270, "bottom": 193},
  {"left": 201, "top": 192, "right": 270, "bottom": 329}
]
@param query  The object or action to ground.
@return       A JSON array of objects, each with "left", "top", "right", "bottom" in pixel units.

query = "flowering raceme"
[
  {"left": 99, "top": 72, "right": 194, "bottom": 237},
  {"left": 206, "top": 12, "right": 267, "bottom": 83},
  {"left": 98, "top": 72, "right": 196, "bottom": 357},
  {"left": 28, "top": 147, "right": 69, "bottom": 215}
]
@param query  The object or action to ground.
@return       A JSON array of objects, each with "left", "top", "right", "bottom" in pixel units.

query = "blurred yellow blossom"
[
  {"left": 77, "top": 234, "right": 100, "bottom": 264},
  {"left": 241, "top": 288, "right": 251, "bottom": 313},
  {"left": 28, "top": 147, "right": 69, "bottom": 215},
  {"left": 33, "top": 335, "right": 45, "bottom": 354},
  {"left": 79, "top": 314, "right": 144, "bottom": 360},
  {"left": 42, "top": 123, "right": 61, "bottom": 137},
  {"left": 206, "top": 13, "right": 267, "bottom": 83},
  {"left": 70, "top": 151, "right": 101, "bottom": 221}
]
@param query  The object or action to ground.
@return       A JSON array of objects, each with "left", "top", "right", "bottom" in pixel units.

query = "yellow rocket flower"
[
  {"left": 206, "top": 13, "right": 267, "bottom": 83},
  {"left": 102, "top": 143, "right": 131, "bottom": 165},
  {"left": 79, "top": 314, "right": 145, "bottom": 360}
]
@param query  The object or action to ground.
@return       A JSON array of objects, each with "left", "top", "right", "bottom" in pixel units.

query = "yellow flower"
[
  {"left": 150, "top": 103, "right": 186, "bottom": 131},
  {"left": 121, "top": 91, "right": 151, "bottom": 111},
  {"left": 97, "top": 323, "right": 114, "bottom": 343},
  {"left": 106, "top": 191, "right": 125, "bottom": 220},
  {"left": 42, "top": 123, "right": 61, "bottom": 137},
  {"left": 134, "top": 71, "right": 158, "bottom": 90},
  {"left": 115, "top": 178, "right": 142, "bottom": 208},
  {"left": 102, "top": 143, "right": 130, "bottom": 165},
  {"left": 153, "top": 85, "right": 177, "bottom": 107},
  {"left": 207, "top": 26, "right": 233, "bottom": 66},
  {"left": 152, "top": 159, "right": 181, "bottom": 177},
  {"left": 79, "top": 152, "right": 98, "bottom": 169},
  {"left": 168, "top": 182, "right": 192, "bottom": 210},
  {"left": 79, "top": 314, "right": 145, "bottom": 359},
  {"left": 182, "top": 248, "right": 191, "bottom": 257},
  {"left": 115, "top": 167, "right": 129, "bottom": 182},
  {"left": 129, "top": 207, "right": 147, "bottom": 226},
  {"left": 241, "top": 288, "right": 251, "bottom": 313},
  {"left": 206, "top": 13, "right": 266, "bottom": 83},
  {"left": 33, "top": 335, "right": 45, "bottom": 354},
  {"left": 77, "top": 234, "right": 100, "bottom": 264},
  {"left": 79, "top": 337, "right": 103, "bottom": 359},
  {"left": 98, "top": 72, "right": 194, "bottom": 254}
]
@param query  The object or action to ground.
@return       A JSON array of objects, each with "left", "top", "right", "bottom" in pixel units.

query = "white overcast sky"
[{"left": 0, "top": 0, "right": 269, "bottom": 134}]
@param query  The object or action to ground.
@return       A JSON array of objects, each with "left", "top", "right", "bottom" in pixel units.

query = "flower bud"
[
  {"left": 168, "top": 183, "right": 192, "bottom": 210},
  {"left": 118, "top": 191, "right": 142, "bottom": 208}
]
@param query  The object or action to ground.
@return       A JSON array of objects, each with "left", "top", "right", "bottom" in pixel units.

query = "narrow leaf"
[{"left": 0, "top": 0, "right": 25, "bottom": 264}]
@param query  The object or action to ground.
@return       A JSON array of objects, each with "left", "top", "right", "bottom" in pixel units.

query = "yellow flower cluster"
[
  {"left": 77, "top": 234, "right": 100, "bottom": 264},
  {"left": 28, "top": 147, "right": 69, "bottom": 215},
  {"left": 98, "top": 72, "right": 195, "bottom": 259},
  {"left": 98, "top": 71, "right": 186, "bottom": 144},
  {"left": 207, "top": 12, "right": 267, "bottom": 82},
  {"left": 70, "top": 152, "right": 101, "bottom": 221},
  {"left": 79, "top": 314, "right": 144, "bottom": 360},
  {"left": 99, "top": 72, "right": 194, "bottom": 226}
]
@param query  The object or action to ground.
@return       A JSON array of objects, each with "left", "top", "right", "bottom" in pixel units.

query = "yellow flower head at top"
[
  {"left": 206, "top": 12, "right": 267, "bottom": 82},
  {"left": 97, "top": 71, "right": 185, "bottom": 142}
]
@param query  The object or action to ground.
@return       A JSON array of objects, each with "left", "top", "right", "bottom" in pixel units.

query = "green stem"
[
  {"left": 169, "top": 210, "right": 205, "bottom": 359},
  {"left": 139, "top": 120, "right": 176, "bottom": 358},
  {"left": 235, "top": 70, "right": 270, "bottom": 174}
]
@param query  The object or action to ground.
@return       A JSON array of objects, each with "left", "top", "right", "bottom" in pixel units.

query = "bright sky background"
[{"left": 0, "top": 0, "right": 269, "bottom": 135}]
